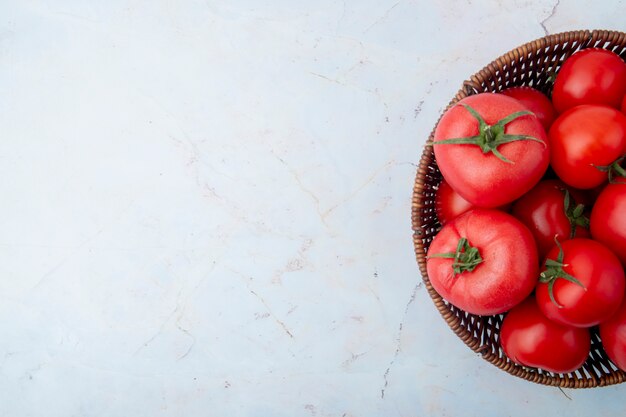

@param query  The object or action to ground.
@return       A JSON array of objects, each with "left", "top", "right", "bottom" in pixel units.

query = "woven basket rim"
[{"left": 411, "top": 29, "right": 626, "bottom": 388}]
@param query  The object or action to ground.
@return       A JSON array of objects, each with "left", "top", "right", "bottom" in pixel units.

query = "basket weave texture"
[{"left": 412, "top": 30, "right": 626, "bottom": 388}]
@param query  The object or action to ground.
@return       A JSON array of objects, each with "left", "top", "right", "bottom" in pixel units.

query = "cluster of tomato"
[{"left": 426, "top": 48, "right": 626, "bottom": 374}]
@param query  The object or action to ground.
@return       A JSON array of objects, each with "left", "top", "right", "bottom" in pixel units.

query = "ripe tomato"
[
  {"left": 536, "top": 238, "right": 625, "bottom": 328},
  {"left": 511, "top": 179, "right": 591, "bottom": 260},
  {"left": 426, "top": 209, "right": 538, "bottom": 315},
  {"left": 435, "top": 179, "right": 510, "bottom": 225},
  {"left": 590, "top": 183, "right": 626, "bottom": 266},
  {"left": 433, "top": 93, "right": 549, "bottom": 208},
  {"left": 434, "top": 179, "right": 474, "bottom": 225},
  {"left": 552, "top": 48, "right": 626, "bottom": 113},
  {"left": 500, "top": 297, "right": 590, "bottom": 373},
  {"left": 501, "top": 86, "right": 557, "bottom": 130},
  {"left": 548, "top": 105, "right": 626, "bottom": 189},
  {"left": 599, "top": 298, "right": 626, "bottom": 372}
]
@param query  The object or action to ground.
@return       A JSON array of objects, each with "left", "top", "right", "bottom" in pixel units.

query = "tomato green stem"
[
  {"left": 562, "top": 189, "right": 589, "bottom": 238},
  {"left": 428, "top": 237, "right": 483, "bottom": 276},
  {"left": 431, "top": 104, "right": 546, "bottom": 164},
  {"left": 593, "top": 156, "right": 626, "bottom": 183},
  {"left": 612, "top": 160, "right": 626, "bottom": 180},
  {"left": 539, "top": 237, "right": 586, "bottom": 308}
]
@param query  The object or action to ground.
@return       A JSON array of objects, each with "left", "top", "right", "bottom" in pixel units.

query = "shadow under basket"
[{"left": 411, "top": 29, "right": 626, "bottom": 388}]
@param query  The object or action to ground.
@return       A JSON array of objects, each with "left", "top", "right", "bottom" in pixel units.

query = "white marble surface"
[{"left": 0, "top": 1, "right": 625, "bottom": 416}]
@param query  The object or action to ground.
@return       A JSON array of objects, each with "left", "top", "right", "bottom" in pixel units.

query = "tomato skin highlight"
[
  {"left": 548, "top": 105, "right": 626, "bottom": 189},
  {"left": 433, "top": 93, "right": 549, "bottom": 208},
  {"left": 590, "top": 183, "right": 626, "bottom": 267},
  {"left": 426, "top": 209, "right": 538, "bottom": 316},
  {"left": 501, "top": 86, "right": 557, "bottom": 130},
  {"left": 501, "top": 297, "right": 590, "bottom": 374},
  {"left": 536, "top": 238, "right": 625, "bottom": 328},
  {"left": 511, "top": 179, "right": 590, "bottom": 260},
  {"left": 552, "top": 48, "right": 626, "bottom": 113},
  {"left": 599, "top": 298, "right": 626, "bottom": 372}
]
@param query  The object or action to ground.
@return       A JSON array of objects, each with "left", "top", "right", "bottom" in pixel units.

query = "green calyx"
[
  {"left": 428, "top": 237, "right": 483, "bottom": 276},
  {"left": 594, "top": 156, "right": 626, "bottom": 183},
  {"left": 562, "top": 189, "right": 589, "bottom": 238},
  {"left": 431, "top": 104, "right": 546, "bottom": 164},
  {"left": 539, "top": 237, "right": 586, "bottom": 308}
]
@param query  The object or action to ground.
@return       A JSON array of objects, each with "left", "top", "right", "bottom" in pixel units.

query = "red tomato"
[
  {"left": 599, "top": 298, "right": 626, "bottom": 372},
  {"left": 590, "top": 183, "right": 626, "bottom": 267},
  {"left": 435, "top": 179, "right": 511, "bottom": 225},
  {"left": 435, "top": 179, "right": 474, "bottom": 225},
  {"left": 500, "top": 297, "right": 590, "bottom": 373},
  {"left": 536, "top": 238, "right": 625, "bottom": 328},
  {"left": 426, "top": 209, "right": 538, "bottom": 315},
  {"left": 552, "top": 48, "right": 626, "bottom": 113},
  {"left": 433, "top": 93, "right": 549, "bottom": 208},
  {"left": 511, "top": 179, "right": 591, "bottom": 260},
  {"left": 501, "top": 86, "right": 557, "bottom": 130},
  {"left": 548, "top": 105, "right": 626, "bottom": 189}
]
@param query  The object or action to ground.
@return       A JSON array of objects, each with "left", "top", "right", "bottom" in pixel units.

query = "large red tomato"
[
  {"left": 599, "top": 298, "right": 626, "bottom": 372},
  {"left": 501, "top": 297, "right": 590, "bottom": 374},
  {"left": 511, "top": 179, "right": 591, "bottom": 260},
  {"left": 536, "top": 238, "right": 625, "bottom": 328},
  {"left": 433, "top": 93, "right": 549, "bottom": 208},
  {"left": 426, "top": 209, "right": 538, "bottom": 315},
  {"left": 552, "top": 48, "right": 626, "bottom": 113},
  {"left": 590, "top": 183, "right": 626, "bottom": 267},
  {"left": 548, "top": 105, "right": 626, "bottom": 189},
  {"left": 501, "top": 86, "right": 557, "bottom": 130}
]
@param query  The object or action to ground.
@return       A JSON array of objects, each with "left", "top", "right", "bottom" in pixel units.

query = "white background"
[{"left": 0, "top": 1, "right": 625, "bottom": 416}]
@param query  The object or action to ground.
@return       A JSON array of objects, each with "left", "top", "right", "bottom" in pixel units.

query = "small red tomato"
[
  {"left": 599, "top": 298, "right": 626, "bottom": 372},
  {"left": 552, "top": 48, "right": 626, "bottom": 113},
  {"left": 536, "top": 238, "right": 625, "bottom": 328},
  {"left": 435, "top": 179, "right": 510, "bottom": 225},
  {"left": 511, "top": 179, "right": 591, "bottom": 260},
  {"left": 548, "top": 105, "right": 626, "bottom": 189},
  {"left": 433, "top": 93, "right": 549, "bottom": 208},
  {"left": 501, "top": 87, "right": 557, "bottom": 130},
  {"left": 435, "top": 179, "right": 474, "bottom": 225},
  {"left": 500, "top": 297, "right": 590, "bottom": 374},
  {"left": 590, "top": 183, "right": 626, "bottom": 267},
  {"left": 426, "top": 209, "right": 538, "bottom": 316}
]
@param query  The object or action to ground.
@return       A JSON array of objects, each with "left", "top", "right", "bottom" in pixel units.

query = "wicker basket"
[{"left": 412, "top": 30, "right": 626, "bottom": 388}]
